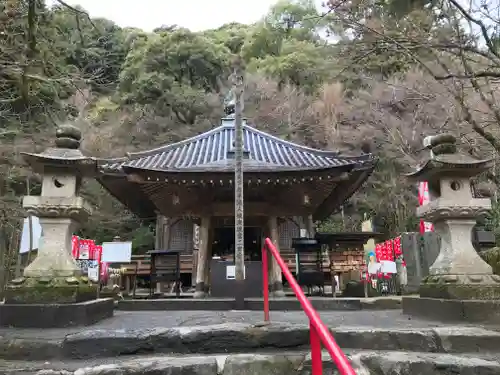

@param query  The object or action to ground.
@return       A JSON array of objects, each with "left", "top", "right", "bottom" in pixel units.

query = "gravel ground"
[{"left": 0, "top": 309, "right": 461, "bottom": 339}]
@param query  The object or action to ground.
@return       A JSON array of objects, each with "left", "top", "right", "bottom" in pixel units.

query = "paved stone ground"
[
  {"left": 0, "top": 309, "right": 467, "bottom": 339},
  {"left": 1, "top": 350, "right": 500, "bottom": 374}
]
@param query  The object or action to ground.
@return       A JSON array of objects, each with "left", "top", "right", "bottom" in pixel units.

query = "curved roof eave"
[
  {"left": 97, "top": 118, "right": 375, "bottom": 175},
  {"left": 313, "top": 158, "right": 377, "bottom": 221}
]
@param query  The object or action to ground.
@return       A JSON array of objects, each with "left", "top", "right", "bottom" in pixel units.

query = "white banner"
[{"left": 19, "top": 216, "right": 42, "bottom": 254}]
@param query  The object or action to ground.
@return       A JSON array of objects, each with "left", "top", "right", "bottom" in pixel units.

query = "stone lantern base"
[
  {"left": 403, "top": 296, "right": 500, "bottom": 325},
  {"left": 0, "top": 276, "right": 114, "bottom": 328},
  {"left": 403, "top": 274, "right": 500, "bottom": 325},
  {"left": 4, "top": 276, "right": 96, "bottom": 304},
  {"left": 419, "top": 274, "right": 500, "bottom": 300}
]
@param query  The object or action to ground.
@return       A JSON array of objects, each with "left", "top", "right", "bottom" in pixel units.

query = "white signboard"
[
  {"left": 380, "top": 260, "right": 397, "bottom": 274},
  {"left": 87, "top": 267, "right": 99, "bottom": 282},
  {"left": 226, "top": 265, "right": 235, "bottom": 279},
  {"left": 368, "top": 261, "right": 381, "bottom": 275},
  {"left": 19, "top": 216, "right": 42, "bottom": 253},
  {"left": 101, "top": 242, "right": 132, "bottom": 263},
  {"left": 226, "top": 265, "right": 246, "bottom": 280}
]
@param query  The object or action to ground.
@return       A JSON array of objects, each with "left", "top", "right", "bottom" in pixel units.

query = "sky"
[{"left": 47, "top": 0, "right": 283, "bottom": 32}]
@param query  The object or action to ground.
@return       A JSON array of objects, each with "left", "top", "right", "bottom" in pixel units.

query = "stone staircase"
[{"left": 1, "top": 322, "right": 500, "bottom": 374}]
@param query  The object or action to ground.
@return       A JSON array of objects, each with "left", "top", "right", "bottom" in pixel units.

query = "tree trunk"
[{"left": 0, "top": 225, "right": 7, "bottom": 300}]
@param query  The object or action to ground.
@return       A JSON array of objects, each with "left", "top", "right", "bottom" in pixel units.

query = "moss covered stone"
[
  {"left": 420, "top": 280, "right": 500, "bottom": 300},
  {"left": 4, "top": 276, "right": 97, "bottom": 304},
  {"left": 480, "top": 247, "right": 500, "bottom": 275}
]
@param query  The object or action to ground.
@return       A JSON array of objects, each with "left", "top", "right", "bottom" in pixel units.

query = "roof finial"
[
  {"left": 224, "top": 91, "right": 235, "bottom": 116},
  {"left": 224, "top": 55, "right": 245, "bottom": 118},
  {"left": 55, "top": 124, "right": 82, "bottom": 150},
  {"left": 423, "top": 134, "right": 457, "bottom": 157}
]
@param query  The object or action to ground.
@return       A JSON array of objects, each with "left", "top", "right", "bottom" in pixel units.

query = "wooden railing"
[
  {"left": 262, "top": 238, "right": 356, "bottom": 375},
  {"left": 280, "top": 249, "right": 330, "bottom": 272},
  {"left": 119, "top": 249, "right": 363, "bottom": 277},
  {"left": 120, "top": 254, "right": 193, "bottom": 275}
]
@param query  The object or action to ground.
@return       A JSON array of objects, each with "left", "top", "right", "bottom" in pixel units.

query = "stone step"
[
  {"left": 2, "top": 323, "right": 500, "bottom": 361},
  {"left": 116, "top": 297, "right": 402, "bottom": 311},
  {"left": 1, "top": 350, "right": 499, "bottom": 375}
]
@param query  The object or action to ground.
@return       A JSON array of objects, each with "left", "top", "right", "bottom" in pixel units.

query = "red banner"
[
  {"left": 418, "top": 182, "right": 434, "bottom": 233},
  {"left": 71, "top": 236, "right": 79, "bottom": 258},
  {"left": 375, "top": 243, "right": 382, "bottom": 262},
  {"left": 78, "top": 239, "right": 92, "bottom": 260},
  {"left": 375, "top": 241, "right": 393, "bottom": 261},
  {"left": 384, "top": 240, "right": 394, "bottom": 261},
  {"left": 393, "top": 236, "right": 402, "bottom": 256}
]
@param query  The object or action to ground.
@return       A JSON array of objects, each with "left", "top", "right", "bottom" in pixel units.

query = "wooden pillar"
[
  {"left": 156, "top": 216, "right": 171, "bottom": 293},
  {"left": 191, "top": 223, "right": 200, "bottom": 287},
  {"left": 192, "top": 250, "right": 198, "bottom": 287},
  {"left": 203, "top": 227, "right": 214, "bottom": 294},
  {"left": 268, "top": 216, "right": 285, "bottom": 297},
  {"left": 194, "top": 216, "right": 211, "bottom": 298},
  {"left": 125, "top": 275, "right": 131, "bottom": 295},
  {"left": 304, "top": 215, "right": 315, "bottom": 237},
  {"left": 155, "top": 214, "right": 163, "bottom": 249}
]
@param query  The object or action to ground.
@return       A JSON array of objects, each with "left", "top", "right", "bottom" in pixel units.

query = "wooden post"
[
  {"left": 268, "top": 216, "right": 285, "bottom": 297},
  {"left": 132, "top": 262, "right": 138, "bottom": 299},
  {"left": 163, "top": 218, "right": 171, "bottom": 249},
  {"left": 192, "top": 223, "right": 199, "bottom": 288},
  {"left": 155, "top": 214, "right": 163, "bottom": 250},
  {"left": 194, "top": 216, "right": 211, "bottom": 298},
  {"left": 232, "top": 56, "right": 245, "bottom": 308},
  {"left": 192, "top": 250, "right": 198, "bottom": 288},
  {"left": 203, "top": 226, "right": 214, "bottom": 294},
  {"left": 305, "top": 215, "right": 315, "bottom": 237},
  {"left": 125, "top": 275, "right": 131, "bottom": 295}
]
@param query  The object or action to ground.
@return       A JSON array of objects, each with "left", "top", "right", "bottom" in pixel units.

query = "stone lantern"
[
  {"left": 402, "top": 134, "right": 500, "bottom": 324},
  {"left": 1, "top": 125, "right": 114, "bottom": 328}
]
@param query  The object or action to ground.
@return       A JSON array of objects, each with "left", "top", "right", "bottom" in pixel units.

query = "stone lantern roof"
[
  {"left": 21, "top": 124, "right": 98, "bottom": 177},
  {"left": 406, "top": 134, "right": 494, "bottom": 182}
]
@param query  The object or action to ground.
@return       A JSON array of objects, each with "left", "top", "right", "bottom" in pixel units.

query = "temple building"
[{"left": 98, "top": 116, "right": 376, "bottom": 296}]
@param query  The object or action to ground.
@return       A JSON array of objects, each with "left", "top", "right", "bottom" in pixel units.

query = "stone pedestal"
[
  {"left": 0, "top": 299, "right": 114, "bottom": 328},
  {"left": 417, "top": 215, "right": 500, "bottom": 301},
  {"left": 402, "top": 134, "right": 500, "bottom": 324},
  {"left": 403, "top": 295, "right": 500, "bottom": 325},
  {"left": 0, "top": 124, "right": 114, "bottom": 327},
  {"left": 4, "top": 192, "right": 97, "bottom": 306}
]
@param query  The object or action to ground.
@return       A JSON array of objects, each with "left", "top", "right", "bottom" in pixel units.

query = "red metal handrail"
[{"left": 262, "top": 237, "right": 356, "bottom": 375}]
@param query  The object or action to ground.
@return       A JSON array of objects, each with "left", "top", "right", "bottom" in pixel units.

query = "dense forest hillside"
[{"left": 1, "top": 0, "right": 499, "bottom": 262}]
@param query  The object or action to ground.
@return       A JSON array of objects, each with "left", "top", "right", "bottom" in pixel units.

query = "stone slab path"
[
  {"left": 1, "top": 310, "right": 500, "bottom": 374},
  {"left": 1, "top": 350, "right": 500, "bottom": 375},
  {"left": 0, "top": 309, "right": 462, "bottom": 339}
]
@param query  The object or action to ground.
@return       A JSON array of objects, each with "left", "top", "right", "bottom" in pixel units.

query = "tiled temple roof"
[{"left": 100, "top": 118, "right": 373, "bottom": 173}]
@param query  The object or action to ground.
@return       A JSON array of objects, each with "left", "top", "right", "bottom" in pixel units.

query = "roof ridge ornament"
[
  {"left": 224, "top": 55, "right": 245, "bottom": 120},
  {"left": 423, "top": 134, "right": 457, "bottom": 158},
  {"left": 55, "top": 124, "right": 82, "bottom": 150},
  {"left": 224, "top": 91, "right": 235, "bottom": 117},
  {"left": 407, "top": 133, "right": 493, "bottom": 182}
]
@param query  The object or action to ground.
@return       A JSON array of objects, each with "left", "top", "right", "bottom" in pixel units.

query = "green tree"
[
  {"left": 249, "top": 38, "right": 329, "bottom": 90},
  {"left": 204, "top": 23, "right": 251, "bottom": 54},
  {"left": 51, "top": 6, "right": 128, "bottom": 91},
  {"left": 242, "top": 0, "right": 332, "bottom": 90},
  {"left": 118, "top": 28, "right": 230, "bottom": 124}
]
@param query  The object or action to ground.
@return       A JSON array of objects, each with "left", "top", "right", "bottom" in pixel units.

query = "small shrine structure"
[
  {"left": 402, "top": 134, "right": 500, "bottom": 324},
  {"left": 98, "top": 115, "right": 376, "bottom": 297}
]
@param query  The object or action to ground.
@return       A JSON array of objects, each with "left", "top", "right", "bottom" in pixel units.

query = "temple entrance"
[
  {"left": 212, "top": 226, "right": 262, "bottom": 261},
  {"left": 210, "top": 225, "right": 264, "bottom": 298}
]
